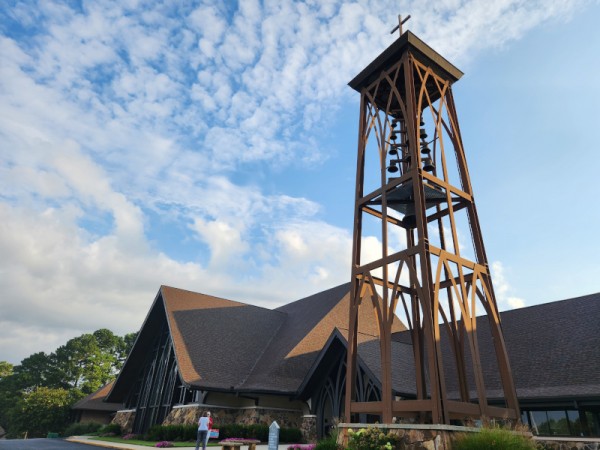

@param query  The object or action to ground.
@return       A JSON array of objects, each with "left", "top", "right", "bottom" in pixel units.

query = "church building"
[{"left": 97, "top": 284, "right": 600, "bottom": 440}]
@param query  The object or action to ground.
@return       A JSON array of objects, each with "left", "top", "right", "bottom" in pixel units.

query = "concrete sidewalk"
[{"left": 67, "top": 436, "right": 292, "bottom": 450}]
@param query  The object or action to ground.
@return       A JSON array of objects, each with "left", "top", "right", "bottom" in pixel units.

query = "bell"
[
  {"left": 387, "top": 164, "right": 399, "bottom": 173},
  {"left": 402, "top": 214, "right": 417, "bottom": 229},
  {"left": 390, "top": 133, "right": 398, "bottom": 141},
  {"left": 389, "top": 148, "right": 398, "bottom": 156},
  {"left": 423, "top": 157, "right": 435, "bottom": 172},
  {"left": 420, "top": 117, "right": 425, "bottom": 126},
  {"left": 421, "top": 144, "right": 431, "bottom": 155},
  {"left": 392, "top": 119, "right": 398, "bottom": 128},
  {"left": 420, "top": 128, "right": 428, "bottom": 140}
]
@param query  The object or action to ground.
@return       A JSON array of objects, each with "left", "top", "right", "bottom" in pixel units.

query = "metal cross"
[{"left": 390, "top": 14, "right": 411, "bottom": 36}]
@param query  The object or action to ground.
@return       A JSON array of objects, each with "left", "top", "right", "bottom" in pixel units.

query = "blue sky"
[{"left": 1, "top": 0, "right": 599, "bottom": 365}]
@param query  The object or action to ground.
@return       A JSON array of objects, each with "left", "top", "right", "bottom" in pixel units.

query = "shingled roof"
[
  {"left": 392, "top": 291, "right": 600, "bottom": 404},
  {"left": 72, "top": 381, "right": 123, "bottom": 412},
  {"left": 163, "top": 285, "right": 286, "bottom": 390},
  {"left": 107, "top": 283, "right": 406, "bottom": 401},
  {"left": 239, "top": 283, "right": 406, "bottom": 393},
  {"left": 484, "top": 291, "right": 600, "bottom": 404},
  {"left": 108, "top": 285, "right": 599, "bottom": 406}
]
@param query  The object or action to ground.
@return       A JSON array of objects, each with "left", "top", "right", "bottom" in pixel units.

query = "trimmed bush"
[
  {"left": 346, "top": 427, "right": 401, "bottom": 450},
  {"left": 279, "top": 427, "right": 303, "bottom": 444},
  {"left": 245, "top": 423, "right": 269, "bottom": 441},
  {"left": 452, "top": 427, "right": 536, "bottom": 450},
  {"left": 219, "top": 423, "right": 247, "bottom": 440},
  {"left": 146, "top": 424, "right": 196, "bottom": 442},
  {"left": 63, "top": 421, "right": 103, "bottom": 437},
  {"left": 99, "top": 423, "right": 122, "bottom": 436},
  {"left": 315, "top": 435, "right": 342, "bottom": 450}
]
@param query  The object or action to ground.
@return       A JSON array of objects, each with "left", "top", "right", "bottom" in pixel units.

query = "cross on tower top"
[{"left": 390, "top": 14, "right": 411, "bottom": 37}]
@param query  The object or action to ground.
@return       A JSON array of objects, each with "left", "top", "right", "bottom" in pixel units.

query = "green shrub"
[
  {"left": 145, "top": 424, "right": 163, "bottom": 441},
  {"left": 63, "top": 421, "right": 103, "bottom": 436},
  {"left": 219, "top": 423, "right": 246, "bottom": 440},
  {"left": 315, "top": 434, "right": 342, "bottom": 450},
  {"left": 279, "top": 427, "right": 303, "bottom": 443},
  {"left": 346, "top": 427, "right": 401, "bottom": 450},
  {"left": 99, "top": 423, "right": 121, "bottom": 436},
  {"left": 245, "top": 424, "right": 269, "bottom": 441},
  {"left": 145, "top": 424, "right": 195, "bottom": 441},
  {"left": 182, "top": 424, "right": 197, "bottom": 441},
  {"left": 452, "top": 427, "right": 536, "bottom": 450}
]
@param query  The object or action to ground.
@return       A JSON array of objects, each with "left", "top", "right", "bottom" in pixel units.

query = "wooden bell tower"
[{"left": 344, "top": 31, "right": 520, "bottom": 425}]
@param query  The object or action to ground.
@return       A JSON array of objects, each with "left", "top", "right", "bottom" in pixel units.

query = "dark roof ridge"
[
  {"left": 275, "top": 282, "right": 351, "bottom": 311},
  {"left": 236, "top": 309, "right": 287, "bottom": 388},
  {"left": 160, "top": 284, "right": 289, "bottom": 316}
]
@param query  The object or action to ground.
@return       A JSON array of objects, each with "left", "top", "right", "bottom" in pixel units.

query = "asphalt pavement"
[
  {"left": 0, "top": 436, "right": 293, "bottom": 450},
  {"left": 0, "top": 438, "right": 103, "bottom": 450}
]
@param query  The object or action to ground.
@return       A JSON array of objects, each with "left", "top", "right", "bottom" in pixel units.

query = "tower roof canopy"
[{"left": 348, "top": 31, "right": 463, "bottom": 92}]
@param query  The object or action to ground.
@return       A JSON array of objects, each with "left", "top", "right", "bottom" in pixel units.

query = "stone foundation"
[
  {"left": 162, "top": 404, "right": 303, "bottom": 429},
  {"left": 112, "top": 409, "right": 136, "bottom": 434},
  {"left": 535, "top": 437, "right": 600, "bottom": 450},
  {"left": 337, "top": 423, "right": 533, "bottom": 450},
  {"left": 301, "top": 415, "right": 317, "bottom": 443}
]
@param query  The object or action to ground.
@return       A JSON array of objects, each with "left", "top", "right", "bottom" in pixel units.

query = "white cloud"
[{"left": 491, "top": 261, "right": 525, "bottom": 310}]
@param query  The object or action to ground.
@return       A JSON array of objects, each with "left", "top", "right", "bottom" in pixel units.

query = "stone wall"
[
  {"left": 112, "top": 409, "right": 136, "bottom": 434},
  {"left": 535, "top": 437, "right": 600, "bottom": 450},
  {"left": 162, "top": 404, "right": 304, "bottom": 429},
  {"left": 301, "top": 415, "right": 317, "bottom": 443}
]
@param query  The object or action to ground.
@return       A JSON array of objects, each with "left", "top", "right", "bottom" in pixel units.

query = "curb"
[{"left": 66, "top": 437, "right": 153, "bottom": 449}]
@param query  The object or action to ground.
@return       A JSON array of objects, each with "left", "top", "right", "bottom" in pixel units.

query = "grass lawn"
[{"left": 93, "top": 436, "right": 221, "bottom": 447}]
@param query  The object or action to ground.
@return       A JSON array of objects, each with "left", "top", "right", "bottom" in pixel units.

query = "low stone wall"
[
  {"left": 112, "top": 409, "right": 136, "bottom": 434},
  {"left": 535, "top": 437, "right": 600, "bottom": 450},
  {"left": 337, "top": 423, "right": 533, "bottom": 450},
  {"left": 162, "top": 404, "right": 304, "bottom": 429}
]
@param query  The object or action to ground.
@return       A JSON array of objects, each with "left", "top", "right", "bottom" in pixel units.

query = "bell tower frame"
[{"left": 344, "top": 31, "right": 520, "bottom": 425}]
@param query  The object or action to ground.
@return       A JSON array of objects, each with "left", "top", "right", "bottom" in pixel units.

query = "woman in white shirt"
[{"left": 195, "top": 411, "right": 210, "bottom": 450}]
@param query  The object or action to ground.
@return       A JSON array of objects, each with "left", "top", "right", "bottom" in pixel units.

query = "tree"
[
  {"left": 0, "top": 369, "right": 20, "bottom": 432},
  {"left": 1, "top": 353, "right": 62, "bottom": 435},
  {"left": 12, "top": 352, "right": 55, "bottom": 390},
  {"left": 52, "top": 332, "right": 113, "bottom": 394},
  {"left": 122, "top": 332, "right": 138, "bottom": 362},
  {"left": 0, "top": 361, "right": 13, "bottom": 379},
  {"left": 0, "top": 361, "right": 16, "bottom": 430},
  {"left": 0, "top": 328, "right": 134, "bottom": 436},
  {"left": 11, "top": 386, "right": 76, "bottom": 438}
]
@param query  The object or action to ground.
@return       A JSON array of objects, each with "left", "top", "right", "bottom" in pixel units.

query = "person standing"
[
  {"left": 195, "top": 411, "right": 209, "bottom": 450},
  {"left": 205, "top": 411, "right": 213, "bottom": 447}
]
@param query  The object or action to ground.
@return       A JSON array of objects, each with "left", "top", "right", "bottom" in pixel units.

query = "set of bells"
[
  {"left": 371, "top": 118, "right": 447, "bottom": 229},
  {"left": 386, "top": 118, "right": 435, "bottom": 174}
]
